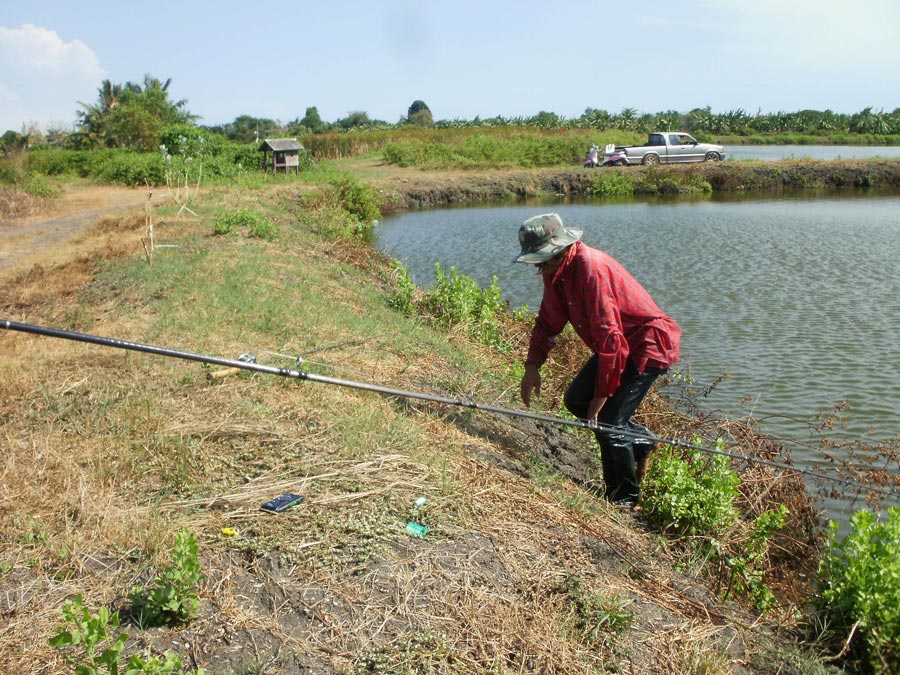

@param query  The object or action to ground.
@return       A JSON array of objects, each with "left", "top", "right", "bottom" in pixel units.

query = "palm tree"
[
  {"left": 74, "top": 79, "right": 124, "bottom": 148},
  {"left": 73, "top": 75, "right": 195, "bottom": 150}
]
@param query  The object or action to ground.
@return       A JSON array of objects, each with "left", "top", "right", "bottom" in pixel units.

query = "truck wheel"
[
  {"left": 642, "top": 154, "right": 659, "bottom": 166},
  {"left": 704, "top": 152, "right": 721, "bottom": 162}
]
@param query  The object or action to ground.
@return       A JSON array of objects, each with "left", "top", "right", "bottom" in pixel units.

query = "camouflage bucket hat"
[{"left": 514, "top": 213, "right": 583, "bottom": 264}]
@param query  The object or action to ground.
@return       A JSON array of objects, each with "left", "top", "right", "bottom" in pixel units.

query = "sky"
[{"left": 2, "top": 0, "right": 900, "bottom": 134}]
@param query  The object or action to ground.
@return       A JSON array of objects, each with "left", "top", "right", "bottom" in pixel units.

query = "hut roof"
[{"left": 259, "top": 138, "right": 304, "bottom": 152}]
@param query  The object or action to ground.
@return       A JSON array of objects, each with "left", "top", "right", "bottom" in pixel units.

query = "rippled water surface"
[{"left": 376, "top": 194, "right": 900, "bottom": 461}]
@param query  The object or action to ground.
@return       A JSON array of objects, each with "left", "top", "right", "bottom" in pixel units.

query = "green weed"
[
  {"left": 50, "top": 594, "right": 204, "bottom": 674},
  {"left": 213, "top": 208, "right": 278, "bottom": 240},
  {"left": 587, "top": 171, "right": 635, "bottom": 197},
  {"left": 817, "top": 507, "right": 900, "bottom": 672},
  {"left": 128, "top": 528, "right": 202, "bottom": 627},
  {"left": 385, "top": 261, "right": 416, "bottom": 316},
  {"left": 353, "top": 631, "right": 455, "bottom": 674},
  {"left": 560, "top": 576, "right": 633, "bottom": 648},
  {"left": 721, "top": 504, "right": 788, "bottom": 611},
  {"left": 642, "top": 438, "right": 740, "bottom": 536},
  {"left": 420, "top": 263, "right": 507, "bottom": 350},
  {"left": 50, "top": 595, "right": 127, "bottom": 675}
]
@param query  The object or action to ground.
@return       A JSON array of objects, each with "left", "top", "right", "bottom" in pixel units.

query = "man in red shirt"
[{"left": 516, "top": 213, "right": 681, "bottom": 508}]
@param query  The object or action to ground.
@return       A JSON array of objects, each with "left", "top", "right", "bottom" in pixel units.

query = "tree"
[
  {"left": 406, "top": 100, "right": 434, "bottom": 127},
  {"left": 217, "top": 115, "right": 281, "bottom": 143},
  {"left": 72, "top": 75, "right": 195, "bottom": 151},
  {"left": 336, "top": 111, "right": 372, "bottom": 130},
  {"left": 299, "top": 106, "right": 325, "bottom": 134},
  {"left": 1, "top": 130, "right": 27, "bottom": 154}
]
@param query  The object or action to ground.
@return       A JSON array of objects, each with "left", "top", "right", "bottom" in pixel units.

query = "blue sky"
[{"left": 2, "top": 0, "right": 899, "bottom": 133}]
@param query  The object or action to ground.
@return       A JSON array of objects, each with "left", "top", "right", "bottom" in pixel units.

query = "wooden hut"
[{"left": 259, "top": 138, "right": 304, "bottom": 174}]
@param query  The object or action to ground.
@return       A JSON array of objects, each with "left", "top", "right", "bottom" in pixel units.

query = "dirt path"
[{"left": 0, "top": 184, "right": 159, "bottom": 283}]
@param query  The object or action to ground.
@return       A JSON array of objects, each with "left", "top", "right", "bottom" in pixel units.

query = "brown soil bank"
[{"left": 372, "top": 159, "right": 900, "bottom": 210}]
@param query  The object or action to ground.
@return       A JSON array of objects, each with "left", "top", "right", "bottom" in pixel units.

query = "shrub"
[
  {"left": 642, "top": 438, "right": 740, "bottom": 536},
  {"left": 722, "top": 504, "right": 788, "bottom": 611},
  {"left": 247, "top": 216, "right": 279, "bottom": 240},
  {"left": 587, "top": 171, "right": 635, "bottom": 197},
  {"left": 817, "top": 507, "right": 900, "bottom": 672},
  {"left": 298, "top": 176, "right": 382, "bottom": 239},
  {"left": 331, "top": 176, "right": 382, "bottom": 224},
  {"left": 88, "top": 150, "right": 166, "bottom": 186},
  {"left": 420, "top": 263, "right": 507, "bottom": 349},
  {"left": 22, "top": 174, "right": 62, "bottom": 198},
  {"left": 386, "top": 261, "right": 416, "bottom": 316},
  {"left": 26, "top": 148, "right": 92, "bottom": 176}
]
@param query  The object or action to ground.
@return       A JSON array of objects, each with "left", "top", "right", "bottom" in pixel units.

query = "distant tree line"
[{"left": 3, "top": 73, "right": 900, "bottom": 154}]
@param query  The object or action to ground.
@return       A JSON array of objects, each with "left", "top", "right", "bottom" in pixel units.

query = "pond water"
[
  {"left": 375, "top": 191, "right": 900, "bottom": 515},
  {"left": 728, "top": 145, "right": 900, "bottom": 161}
]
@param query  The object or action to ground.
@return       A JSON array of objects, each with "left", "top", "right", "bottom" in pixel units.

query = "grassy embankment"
[{"left": 2, "top": 150, "right": 898, "bottom": 673}]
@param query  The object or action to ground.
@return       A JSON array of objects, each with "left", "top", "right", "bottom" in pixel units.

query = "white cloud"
[
  {"left": 0, "top": 23, "right": 104, "bottom": 76},
  {"left": 0, "top": 24, "right": 107, "bottom": 132}
]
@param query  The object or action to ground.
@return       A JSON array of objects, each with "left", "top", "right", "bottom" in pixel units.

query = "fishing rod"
[{"left": 3, "top": 319, "right": 898, "bottom": 499}]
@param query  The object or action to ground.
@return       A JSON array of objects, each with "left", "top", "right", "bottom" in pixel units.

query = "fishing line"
[{"left": 3, "top": 319, "right": 898, "bottom": 500}]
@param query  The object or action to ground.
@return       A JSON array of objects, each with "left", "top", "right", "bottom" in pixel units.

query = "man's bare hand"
[
  {"left": 587, "top": 396, "right": 607, "bottom": 425},
  {"left": 520, "top": 364, "right": 542, "bottom": 407}
]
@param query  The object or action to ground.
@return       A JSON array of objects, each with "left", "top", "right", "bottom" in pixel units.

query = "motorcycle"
[
  {"left": 584, "top": 144, "right": 601, "bottom": 168},
  {"left": 601, "top": 143, "right": 629, "bottom": 167}
]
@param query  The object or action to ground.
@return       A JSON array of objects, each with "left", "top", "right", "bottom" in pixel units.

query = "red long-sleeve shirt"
[{"left": 526, "top": 241, "right": 681, "bottom": 398}]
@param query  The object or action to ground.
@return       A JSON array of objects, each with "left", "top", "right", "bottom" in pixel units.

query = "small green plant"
[
  {"left": 560, "top": 576, "right": 633, "bottom": 648},
  {"left": 353, "top": 631, "right": 455, "bottom": 674},
  {"left": 213, "top": 208, "right": 277, "bottom": 240},
  {"left": 722, "top": 504, "right": 788, "bottom": 611},
  {"left": 50, "top": 595, "right": 127, "bottom": 675},
  {"left": 587, "top": 171, "right": 635, "bottom": 197},
  {"left": 50, "top": 594, "right": 204, "bottom": 674},
  {"left": 817, "top": 507, "right": 900, "bottom": 672},
  {"left": 385, "top": 261, "right": 416, "bottom": 315},
  {"left": 420, "top": 263, "right": 507, "bottom": 350},
  {"left": 642, "top": 438, "right": 740, "bottom": 536},
  {"left": 211, "top": 211, "right": 236, "bottom": 235},
  {"left": 129, "top": 528, "right": 203, "bottom": 627},
  {"left": 125, "top": 650, "right": 195, "bottom": 675},
  {"left": 247, "top": 216, "right": 278, "bottom": 240}
]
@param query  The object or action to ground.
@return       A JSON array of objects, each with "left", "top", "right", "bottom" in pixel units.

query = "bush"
[
  {"left": 298, "top": 176, "right": 382, "bottom": 239},
  {"left": 420, "top": 263, "right": 507, "bottom": 349},
  {"left": 26, "top": 148, "right": 92, "bottom": 176},
  {"left": 22, "top": 174, "right": 62, "bottom": 198},
  {"left": 642, "top": 438, "right": 740, "bottom": 536},
  {"left": 88, "top": 150, "right": 166, "bottom": 186},
  {"left": 817, "top": 507, "right": 900, "bottom": 672},
  {"left": 331, "top": 176, "right": 382, "bottom": 224},
  {"left": 386, "top": 262, "right": 416, "bottom": 316},
  {"left": 587, "top": 171, "right": 635, "bottom": 197}
]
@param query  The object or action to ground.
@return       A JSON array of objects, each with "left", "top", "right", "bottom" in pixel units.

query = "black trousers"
[{"left": 563, "top": 355, "right": 665, "bottom": 502}]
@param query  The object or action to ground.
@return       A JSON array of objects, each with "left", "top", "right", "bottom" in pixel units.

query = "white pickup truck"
[{"left": 607, "top": 132, "right": 726, "bottom": 165}]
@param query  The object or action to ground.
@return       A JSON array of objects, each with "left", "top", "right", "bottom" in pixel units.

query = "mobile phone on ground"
[{"left": 260, "top": 493, "right": 304, "bottom": 513}]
